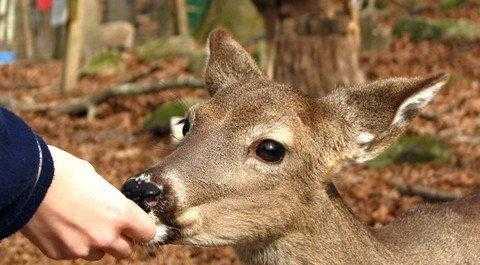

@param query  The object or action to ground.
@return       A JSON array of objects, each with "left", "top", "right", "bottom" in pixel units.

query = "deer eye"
[
  {"left": 255, "top": 139, "right": 286, "bottom": 164},
  {"left": 170, "top": 116, "right": 192, "bottom": 142},
  {"left": 178, "top": 118, "right": 191, "bottom": 136}
]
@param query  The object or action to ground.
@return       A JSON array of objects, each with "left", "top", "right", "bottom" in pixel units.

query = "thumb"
[{"left": 121, "top": 200, "right": 156, "bottom": 243}]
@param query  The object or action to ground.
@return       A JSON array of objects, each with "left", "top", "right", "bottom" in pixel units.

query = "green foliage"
[
  {"left": 361, "top": 0, "right": 388, "bottom": 10},
  {"left": 194, "top": 0, "right": 264, "bottom": 45},
  {"left": 375, "top": 0, "right": 389, "bottom": 9},
  {"left": 393, "top": 18, "right": 443, "bottom": 41},
  {"left": 136, "top": 36, "right": 197, "bottom": 62},
  {"left": 185, "top": 51, "right": 206, "bottom": 75},
  {"left": 368, "top": 134, "right": 452, "bottom": 168},
  {"left": 440, "top": 0, "right": 467, "bottom": 10},
  {"left": 436, "top": 19, "right": 480, "bottom": 41},
  {"left": 82, "top": 50, "right": 123, "bottom": 76},
  {"left": 136, "top": 36, "right": 205, "bottom": 75},
  {"left": 144, "top": 101, "right": 188, "bottom": 134},
  {"left": 393, "top": 17, "right": 480, "bottom": 42},
  {"left": 187, "top": 0, "right": 213, "bottom": 33},
  {"left": 404, "top": 0, "right": 427, "bottom": 12},
  {"left": 143, "top": 98, "right": 201, "bottom": 134}
]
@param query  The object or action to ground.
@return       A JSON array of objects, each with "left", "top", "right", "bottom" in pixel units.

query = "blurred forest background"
[{"left": 0, "top": 0, "right": 479, "bottom": 264}]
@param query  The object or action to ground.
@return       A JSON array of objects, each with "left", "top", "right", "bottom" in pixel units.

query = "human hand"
[{"left": 21, "top": 146, "right": 156, "bottom": 261}]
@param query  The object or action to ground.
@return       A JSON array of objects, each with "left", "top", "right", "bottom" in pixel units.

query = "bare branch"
[
  {"left": 0, "top": 76, "right": 204, "bottom": 116},
  {"left": 387, "top": 177, "right": 463, "bottom": 203}
]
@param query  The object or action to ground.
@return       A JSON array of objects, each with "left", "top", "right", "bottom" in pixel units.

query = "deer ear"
[
  {"left": 390, "top": 74, "right": 448, "bottom": 128},
  {"left": 204, "top": 29, "right": 262, "bottom": 95},
  {"left": 344, "top": 73, "right": 449, "bottom": 163}
]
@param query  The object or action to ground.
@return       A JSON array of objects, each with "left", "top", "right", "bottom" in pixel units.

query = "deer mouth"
[
  {"left": 121, "top": 174, "right": 181, "bottom": 245},
  {"left": 145, "top": 197, "right": 182, "bottom": 246},
  {"left": 145, "top": 192, "right": 182, "bottom": 245},
  {"left": 149, "top": 189, "right": 185, "bottom": 246},
  {"left": 147, "top": 214, "right": 180, "bottom": 246}
]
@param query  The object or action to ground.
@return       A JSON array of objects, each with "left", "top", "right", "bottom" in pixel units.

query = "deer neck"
[{"left": 235, "top": 184, "right": 393, "bottom": 265}]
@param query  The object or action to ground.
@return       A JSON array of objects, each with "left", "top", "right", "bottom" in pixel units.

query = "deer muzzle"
[
  {"left": 121, "top": 176, "right": 164, "bottom": 212},
  {"left": 121, "top": 172, "right": 180, "bottom": 244}
]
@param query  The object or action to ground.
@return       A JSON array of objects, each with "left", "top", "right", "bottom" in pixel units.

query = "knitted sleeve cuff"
[{"left": 0, "top": 109, "right": 54, "bottom": 239}]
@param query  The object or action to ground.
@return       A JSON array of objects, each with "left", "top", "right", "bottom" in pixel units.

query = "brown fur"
[{"left": 131, "top": 30, "right": 479, "bottom": 265}]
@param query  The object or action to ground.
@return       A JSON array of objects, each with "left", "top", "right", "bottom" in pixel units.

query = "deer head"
[{"left": 121, "top": 29, "right": 447, "bottom": 258}]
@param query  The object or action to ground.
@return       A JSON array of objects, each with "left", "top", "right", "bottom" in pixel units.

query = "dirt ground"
[{"left": 1, "top": 2, "right": 480, "bottom": 264}]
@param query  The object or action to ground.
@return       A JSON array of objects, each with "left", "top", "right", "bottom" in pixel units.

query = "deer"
[{"left": 121, "top": 29, "right": 480, "bottom": 265}]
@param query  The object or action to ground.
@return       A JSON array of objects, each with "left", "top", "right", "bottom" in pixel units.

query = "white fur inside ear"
[
  {"left": 170, "top": 116, "right": 185, "bottom": 144},
  {"left": 357, "top": 131, "right": 375, "bottom": 145},
  {"left": 204, "top": 37, "right": 211, "bottom": 66},
  {"left": 393, "top": 81, "right": 446, "bottom": 126}
]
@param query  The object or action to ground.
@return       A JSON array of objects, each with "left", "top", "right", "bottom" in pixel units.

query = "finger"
[
  {"left": 121, "top": 201, "right": 156, "bottom": 242},
  {"left": 104, "top": 237, "right": 133, "bottom": 260},
  {"left": 82, "top": 249, "right": 105, "bottom": 261}
]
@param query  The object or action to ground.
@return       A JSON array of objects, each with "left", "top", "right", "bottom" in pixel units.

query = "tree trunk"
[
  {"left": 0, "top": 0, "right": 10, "bottom": 48},
  {"left": 61, "top": 0, "right": 87, "bottom": 92},
  {"left": 52, "top": 25, "right": 67, "bottom": 59},
  {"left": 17, "top": 0, "right": 33, "bottom": 59},
  {"left": 253, "top": 0, "right": 364, "bottom": 96},
  {"left": 35, "top": 10, "right": 55, "bottom": 59},
  {"left": 83, "top": 0, "right": 101, "bottom": 61},
  {"left": 173, "top": 0, "right": 189, "bottom": 36}
]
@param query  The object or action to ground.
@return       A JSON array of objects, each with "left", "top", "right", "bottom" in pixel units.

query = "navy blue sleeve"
[{"left": 0, "top": 108, "right": 54, "bottom": 239}]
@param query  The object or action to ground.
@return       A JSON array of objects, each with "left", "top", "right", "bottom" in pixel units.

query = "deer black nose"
[{"left": 121, "top": 177, "right": 164, "bottom": 212}]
